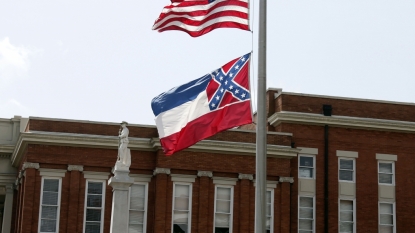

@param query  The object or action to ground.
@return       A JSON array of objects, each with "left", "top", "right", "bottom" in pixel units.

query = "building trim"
[
  {"left": 298, "top": 147, "right": 318, "bottom": 155},
  {"left": 82, "top": 171, "right": 110, "bottom": 180},
  {"left": 212, "top": 177, "right": 238, "bottom": 186},
  {"left": 337, "top": 150, "right": 358, "bottom": 158},
  {"left": 129, "top": 174, "right": 153, "bottom": 183},
  {"left": 170, "top": 174, "right": 197, "bottom": 183},
  {"left": 376, "top": 154, "right": 397, "bottom": 161},
  {"left": 269, "top": 111, "right": 415, "bottom": 133},
  {"left": 39, "top": 168, "right": 67, "bottom": 177},
  {"left": 68, "top": 165, "right": 84, "bottom": 171},
  {"left": 153, "top": 168, "right": 171, "bottom": 176},
  {"left": 197, "top": 171, "right": 213, "bottom": 177},
  {"left": 238, "top": 173, "right": 253, "bottom": 180}
]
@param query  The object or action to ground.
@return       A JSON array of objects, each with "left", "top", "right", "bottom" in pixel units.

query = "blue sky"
[{"left": 1, "top": 0, "right": 414, "bottom": 125}]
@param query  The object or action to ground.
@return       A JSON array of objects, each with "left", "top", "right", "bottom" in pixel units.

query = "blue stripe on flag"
[{"left": 151, "top": 74, "right": 212, "bottom": 116}]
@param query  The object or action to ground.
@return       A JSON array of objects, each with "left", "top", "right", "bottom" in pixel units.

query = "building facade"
[{"left": 1, "top": 89, "right": 415, "bottom": 233}]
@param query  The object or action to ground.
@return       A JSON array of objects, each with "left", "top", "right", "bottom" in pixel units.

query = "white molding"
[
  {"left": 68, "top": 165, "right": 84, "bottom": 171},
  {"left": 269, "top": 111, "right": 415, "bottom": 133},
  {"left": 83, "top": 171, "right": 110, "bottom": 180},
  {"left": 153, "top": 167, "right": 171, "bottom": 176},
  {"left": 376, "top": 153, "right": 397, "bottom": 161},
  {"left": 279, "top": 177, "right": 294, "bottom": 183},
  {"left": 298, "top": 147, "right": 318, "bottom": 155},
  {"left": 212, "top": 177, "right": 238, "bottom": 186},
  {"left": 238, "top": 173, "right": 254, "bottom": 180},
  {"left": 129, "top": 174, "right": 152, "bottom": 183},
  {"left": 337, "top": 150, "right": 359, "bottom": 158},
  {"left": 39, "top": 168, "right": 66, "bottom": 177},
  {"left": 170, "top": 174, "right": 197, "bottom": 183},
  {"left": 22, "top": 162, "right": 39, "bottom": 170},
  {"left": 253, "top": 180, "right": 279, "bottom": 189},
  {"left": 197, "top": 171, "right": 213, "bottom": 177}
]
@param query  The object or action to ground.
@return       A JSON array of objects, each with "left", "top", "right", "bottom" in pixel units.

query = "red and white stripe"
[{"left": 152, "top": 0, "right": 249, "bottom": 37}]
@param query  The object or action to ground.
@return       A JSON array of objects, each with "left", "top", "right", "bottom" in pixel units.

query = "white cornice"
[
  {"left": 269, "top": 111, "right": 415, "bottom": 133},
  {"left": 11, "top": 130, "right": 299, "bottom": 167},
  {"left": 0, "top": 145, "right": 14, "bottom": 154}
]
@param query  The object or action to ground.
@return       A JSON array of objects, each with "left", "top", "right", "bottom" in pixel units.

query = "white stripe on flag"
[
  {"left": 155, "top": 16, "right": 249, "bottom": 32},
  {"left": 161, "top": 0, "right": 248, "bottom": 14}
]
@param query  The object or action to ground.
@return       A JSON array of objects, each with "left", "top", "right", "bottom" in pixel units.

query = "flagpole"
[{"left": 255, "top": 0, "right": 267, "bottom": 232}]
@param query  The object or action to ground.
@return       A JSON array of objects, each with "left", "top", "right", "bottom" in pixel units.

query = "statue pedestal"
[{"left": 108, "top": 162, "right": 134, "bottom": 233}]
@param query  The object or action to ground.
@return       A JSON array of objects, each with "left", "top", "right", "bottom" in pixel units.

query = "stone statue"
[{"left": 116, "top": 121, "right": 131, "bottom": 170}]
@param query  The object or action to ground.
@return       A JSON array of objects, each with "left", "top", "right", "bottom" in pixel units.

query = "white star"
[
  {"left": 230, "top": 73, "right": 234, "bottom": 77},
  {"left": 235, "top": 65, "right": 240, "bottom": 69},
  {"left": 241, "top": 57, "right": 246, "bottom": 61},
  {"left": 225, "top": 80, "right": 228, "bottom": 85},
  {"left": 216, "top": 95, "right": 220, "bottom": 100},
  {"left": 229, "top": 85, "right": 233, "bottom": 90},
  {"left": 241, "top": 93, "right": 246, "bottom": 98},
  {"left": 220, "top": 88, "right": 224, "bottom": 93},
  {"left": 211, "top": 103, "right": 216, "bottom": 107},
  {"left": 235, "top": 89, "right": 239, "bottom": 94},
  {"left": 219, "top": 76, "right": 223, "bottom": 81}
]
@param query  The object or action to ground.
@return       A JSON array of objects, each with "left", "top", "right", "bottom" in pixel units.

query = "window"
[
  {"left": 339, "top": 200, "right": 355, "bottom": 233},
  {"left": 266, "top": 189, "right": 274, "bottom": 233},
  {"left": 339, "top": 159, "right": 355, "bottom": 182},
  {"left": 299, "top": 156, "right": 315, "bottom": 178},
  {"left": 379, "top": 203, "right": 395, "bottom": 233},
  {"left": 129, "top": 183, "right": 148, "bottom": 233},
  {"left": 378, "top": 162, "right": 394, "bottom": 185},
  {"left": 214, "top": 186, "right": 233, "bottom": 233},
  {"left": 39, "top": 178, "right": 62, "bottom": 233},
  {"left": 84, "top": 181, "right": 105, "bottom": 233},
  {"left": 172, "top": 183, "right": 192, "bottom": 233},
  {"left": 298, "top": 196, "right": 314, "bottom": 233}
]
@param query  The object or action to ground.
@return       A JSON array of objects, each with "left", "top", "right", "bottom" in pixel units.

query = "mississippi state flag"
[
  {"left": 152, "top": 0, "right": 250, "bottom": 37},
  {"left": 151, "top": 53, "right": 252, "bottom": 155}
]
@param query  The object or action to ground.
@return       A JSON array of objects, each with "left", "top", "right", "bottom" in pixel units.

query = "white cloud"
[{"left": 0, "top": 37, "right": 41, "bottom": 83}]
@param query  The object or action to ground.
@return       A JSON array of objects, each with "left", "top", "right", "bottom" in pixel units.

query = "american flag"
[{"left": 152, "top": 0, "right": 250, "bottom": 37}]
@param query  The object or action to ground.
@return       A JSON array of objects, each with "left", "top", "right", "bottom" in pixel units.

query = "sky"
[{"left": 1, "top": 0, "right": 414, "bottom": 125}]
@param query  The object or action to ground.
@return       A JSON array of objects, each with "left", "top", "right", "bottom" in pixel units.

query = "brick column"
[
  {"left": 153, "top": 168, "right": 170, "bottom": 233},
  {"left": 20, "top": 162, "right": 39, "bottom": 233},
  {"left": 279, "top": 177, "right": 294, "bottom": 233},
  {"left": 238, "top": 174, "right": 253, "bottom": 233},
  {"left": 66, "top": 165, "right": 83, "bottom": 233},
  {"left": 197, "top": 171, "right": 212, "bottom": 233}
]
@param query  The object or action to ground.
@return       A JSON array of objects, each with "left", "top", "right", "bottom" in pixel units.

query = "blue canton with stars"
[
  {"left": 208, "top": 53, "right": 251, "bottom": 111},
  {"left": 208, "top": 0, "right": 216, "bottom": 3}
]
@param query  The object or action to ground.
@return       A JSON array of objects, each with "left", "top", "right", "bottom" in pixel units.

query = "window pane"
[
  {"left": 299, "top": 168, "right": 313, "bottom": 178},
  {"left": 216, "top": 200, "right": 231, "bottom": 213},
  {"left": 298, "top": 219, "right": 313, "bottom": 230},
  {"left": 340, "top": 211, "right": 353, "bottom": 222},
  {"left": 340, "top": 160, "right": 353, "bottom": 170},
  {"left": 379, "top": 174, "right": 393, "bottom": 184},
  {"left": 41, "top": 206, "right": 58, "bottom": 219},
  {"left": 214, "top": 227, "right": 230, "bottom": 233},
  {"left": 339, "top": 170, "right": 353, "bottom": 181},
  {"left": 339, "top": 222, "right": 353, "bottom": 232},
  {"left": 128, "top": 224, "right": 143, "bottom": 233},
  {"left": 266, "top": 191, "right": 271, "bottom": 203},
  {"left": 130, "top": 185, "right": 145, "bottom": 210},
  {"left": 40, "top": 219, "right": 56, "bottom": 232},
  {"left": 129, "top": 210, "right": 144, "bottom": 224},
  {"left": 380, "top": 214, "right": 393, "bottom": 225},
  {"left": 380, "top": 203, "right": 393, "bottom": 214},
  {"left": 85, "top": 222, "right": 100, "bottom": 233},
  {"left": 174, "top": 197, "right": 189, "bottom": 211},
  {"left": 379, "top": 226, "right": 393, "bottom": 233},
  {"left": 266, "top": 217, "right": 271, "bottom": 230},
  {"left": 215, "top": 213, "right": 230, "bottom": 227},
  {"left": 266, "top": 203, "right": 271, "bottom": 216},
  {"left": 299, "top": 197, "right": 313, "bottom": 208},
  {"left": 340, "top": 200, "right": 353, "bottom": 211},
  {"left": 87, "top": 194, "right": 102, "bottom": 208},
  {"left": 379, "top": 163, "right": 393, "bottom": 173},
  {"left": 175, "top": 185, "right": 190, "bottom": 197},
  {"left": 44, "top": 179, "right": 59, "bottom": 192},
  {"left": 173, "top": 224, "right": 188, "bottom": 233},
  {"left": 299, "top": 231, "right": 313, "bottom": 233},
  {"left": 217, "top": 188, "right": 231, "bottom": 200},
  {"left": 42, "top": 192, "right": 58, "bottom": 205},
  {"left": 300, "top": 156, "right": 313, "bottom": 167},
  {"left": 88, "top": 182, "right": 103, "bottom": 194},
  {"left": 299, "top": 207, "right": 313, "bottom": 219},
  {"left": 173, "top": 210, "right": 189, "bottom": 224},
  {"left": 86, "top": 209, "right": 102, "bottom": 221}
]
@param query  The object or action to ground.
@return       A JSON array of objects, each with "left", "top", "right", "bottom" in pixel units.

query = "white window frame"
[
  {"left": 266, "top": 188, "right": 274, "bottom": 233},
  {"left": 298, "top": 155, "right": 316, "bottom": 179},
  {"left": 38, "top": 177, "right": 62, "bottom": 233},
  {"left": 83, "top": 180, "right": 106, "bottom": 233},
  {"left": 298, "top": 195, "right": 315, "bottom": 233},
  {"left": 338, "top": 158, "right": 355, "bottom": 183},
  {"left": 338, "top": 199, "right": 356, "bottom": 233},
  {"left": 378, "top": 161, "right": 395, "bottom": 186},
  {"left": 378, "top": 202, "right": 396, "bottom": 233},
  {"left": 213, "top": 185, "right": 234, "bottom": 233},
  {"left": 128, "top": 182, "right": 148, "bottom": 233},
  {"left": 171, "top": 182, "right": 193, "bottom": 233}
]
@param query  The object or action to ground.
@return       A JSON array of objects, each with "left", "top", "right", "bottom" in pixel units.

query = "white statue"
[{"left": 116, "top": 121, "right": 131, "bottom": 169}]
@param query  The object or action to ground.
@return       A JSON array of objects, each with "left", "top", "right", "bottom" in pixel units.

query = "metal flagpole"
[{"left": 255, "top": 0, "right": 267, "bottom": 232}]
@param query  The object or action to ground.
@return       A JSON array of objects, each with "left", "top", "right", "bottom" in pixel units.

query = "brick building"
[{"left": 1, "top": 88, "right": 415, "bottom": 233}]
